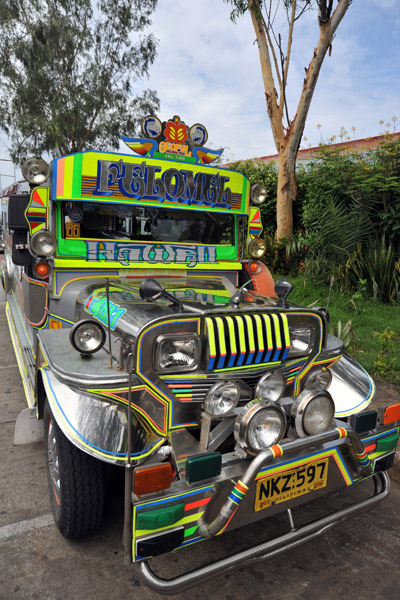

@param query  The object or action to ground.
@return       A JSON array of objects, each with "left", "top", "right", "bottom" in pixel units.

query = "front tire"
[{"left": 44, "top": 401, "right": 105, "bottom": 539}]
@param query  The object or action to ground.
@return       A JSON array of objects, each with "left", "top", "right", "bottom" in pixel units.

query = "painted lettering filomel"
[{"left": 1, "top": 114, "right": 400, "bottom": 594}]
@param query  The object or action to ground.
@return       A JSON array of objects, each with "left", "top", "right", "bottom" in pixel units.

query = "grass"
[{"left": 273, "top": 273, "right": 400, "bottom": 387}]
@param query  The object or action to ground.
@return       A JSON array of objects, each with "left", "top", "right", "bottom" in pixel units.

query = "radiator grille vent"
[{"left": 205, "top": 312, "right": 290, "bottom": 371}]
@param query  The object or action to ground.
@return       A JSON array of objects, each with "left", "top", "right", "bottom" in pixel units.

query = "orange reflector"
[
  {"left": 381, "top": 403, "right": 400, "bottom": 425},
  {"left": 249, "top": 261, "right": 260, "bottom": 274},
  {"left": 50, "top": 318, "right": 62, "bottom": 329},
  {"left": 134, "top": 463, "right": 172, "bottom": 496},
  {"left": 33, "top": 260, "right": 50, "bottom": 279}
]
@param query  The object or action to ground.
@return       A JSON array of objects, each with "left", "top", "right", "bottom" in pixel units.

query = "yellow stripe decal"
[
  {"left": 215, "top": 317, "right": 226, "bottom": 369},
  {"left": 225, "top": 316, "right": 237, "bottom": 367},
  {"left": 235, "top": 315, "right": 246, "bottom": 367},
  {"left": 244, "top": 315, "right": 255, "bottom": 364},
  {"left": 262, "top": 314, "right": 273, "bottom": 361},
  {"left": 206, "top": 317, "right": 216, "bottom": 369}
]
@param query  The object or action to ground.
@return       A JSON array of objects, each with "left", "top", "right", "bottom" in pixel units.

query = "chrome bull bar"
[{"left": 135, "top": 427, "right": 387, "bottom": 595}]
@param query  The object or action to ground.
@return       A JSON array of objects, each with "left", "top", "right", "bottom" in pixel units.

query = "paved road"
[{"left": 1, "top": 284, "right": 400, "bottom": 600}]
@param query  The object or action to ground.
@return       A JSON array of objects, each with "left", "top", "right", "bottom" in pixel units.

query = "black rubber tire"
[{"left": 44, "top": 400, "right": 105, "bottom": 539}]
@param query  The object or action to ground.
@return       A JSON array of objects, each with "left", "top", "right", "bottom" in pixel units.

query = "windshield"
[{"left": 63, "top": 202, "right": 235, "bottom": 245}]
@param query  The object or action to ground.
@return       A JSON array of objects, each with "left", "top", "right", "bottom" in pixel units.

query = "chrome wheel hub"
[{"left": 47, "top": 418, "right": 61, "bottom": 502}]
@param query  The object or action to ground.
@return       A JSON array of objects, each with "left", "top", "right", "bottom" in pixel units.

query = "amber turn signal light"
[
  {"left": 33, "top": 260, "right": 51, "bottom": 280},
  {"left": 134, "top": 463, "right": 173, "bottom": 496},
  {"left": 379, "top": 403, "right": 400, "bottom": 425}
]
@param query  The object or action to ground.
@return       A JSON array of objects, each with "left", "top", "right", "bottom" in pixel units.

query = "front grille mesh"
[{"left": 205, "top": 312, "right": 290, "bottom": 371}]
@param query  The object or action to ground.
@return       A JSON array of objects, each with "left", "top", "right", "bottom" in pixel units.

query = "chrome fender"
[
  {"left": 40, "top": 368, "right": 164, "bottom": 465},
  {"left": 328, "top": 353, "right": 375, "bottom": 417}
]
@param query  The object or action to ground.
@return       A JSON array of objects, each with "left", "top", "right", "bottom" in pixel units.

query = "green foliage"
[
  {"left": 274, "top": 272, "right": 400, "bottom": 385},
  {"left": 300, "top": 136, "right": 400, "bottom": 302},
  {"left": 0, "top": 0, "right": 159, "bottom": 162},
  {"left": 373, "top": 328, "right": 398, "bottom": 378},
  {"left": 329, "top": 319, "right": 353, "bottom": 350}
]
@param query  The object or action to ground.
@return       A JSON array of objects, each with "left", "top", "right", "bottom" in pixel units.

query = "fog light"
[
  {"left": 255, "top": 371, "right": 285, "bottom": 402},
  {"left": 234, "top": 398, "right": 286, "bottom": 455},
  {"left": 304, "top": 368, "right": 332, "bottom": 390},
  {"left": 204, "top": 381, "right": 240, "bottom": 417},
  {"left": 69, "top": 319, "right": 106, "bottom": 356},
  {"left": 292, "top": 389, "right": 335, "bottom": 437},
  {"left": 250, "top": 183, "right": 267, "bottom": 205},
  {"left": 248, "top": 237, "right": 266, "bottom": 259},
  {"left": 30, "top": 229, "right": 57, "bottom": 257},
  {"left": 376, "top": 431, "right": 399, "bottom": 453},
  {"left": 136, "top": 504, "right": 185, "bottom": 530},
  {"left": 22, "top": 157, "right": 50, "bottom": 185}
]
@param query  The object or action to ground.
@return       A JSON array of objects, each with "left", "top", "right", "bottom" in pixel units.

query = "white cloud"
[{"left": 1, "top": 0, "right": 399, "bottom": 178}]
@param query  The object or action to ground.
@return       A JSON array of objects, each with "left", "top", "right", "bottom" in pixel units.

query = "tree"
[
  {"left": 0, "top": 0, "right": 160, "bottom": 163},
  {"left": 225, "top": 0, "right": 352, "bottom": 239}
]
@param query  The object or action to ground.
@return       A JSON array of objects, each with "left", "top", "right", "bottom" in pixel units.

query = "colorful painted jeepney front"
[{"left": 4, "top": 116, "right": 400, "bottom": 595}]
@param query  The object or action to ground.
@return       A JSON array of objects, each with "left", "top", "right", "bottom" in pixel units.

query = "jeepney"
[{"left": 1, "top": 115, "right": 400, "bottom": 594}]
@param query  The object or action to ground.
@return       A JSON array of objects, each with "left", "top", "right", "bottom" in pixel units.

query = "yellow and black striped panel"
[{"left": 205, "top": 313, "right": 290, "bottom": 371}]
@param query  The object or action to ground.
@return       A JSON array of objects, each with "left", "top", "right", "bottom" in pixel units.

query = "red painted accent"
[
  {"left": 184, "top": 497, "right": 211, "bottom": 511},
  {"left": 32, "top": 189, "right": 45, "bottom": 206},
  {"left": 364, "top": 444, "right": 377, "bottom": 453},
  {"left": 164, "top": 118, "right": 188, "bottom": 143},
  {"left": 336, "top": 427, "right": 347, "bottom": 439},
  {"left": 270, "top": 444, "right": 283, "bottom": 458},
  {"left": 243, "top": 262, "right": 276, "bottom": 297}
]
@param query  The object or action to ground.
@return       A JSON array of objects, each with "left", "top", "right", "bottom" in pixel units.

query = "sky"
[
  {"left": 0, "top": 0, "right": 399, "bottom": 184},
  {"left": 144, "top": 0, "right": 400, "bottom": 162}
]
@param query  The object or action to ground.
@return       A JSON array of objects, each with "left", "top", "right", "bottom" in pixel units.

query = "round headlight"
[
  {"left": 22, "top": 157, "right": 50, "bottom": 185},
  {"left": 204, "top": 381, "right": 240, "bottom": 417},
  {"left": 248, "top": 237, "right": 266, "bottom": 259},
  {"left": 291, "top": 389, "right": 335, "bottom": 438},
  {"left": 304, "top": 368, "right": 332, "bottom": 390},
  {"left": 234, "top": 399, "right": 286, "bottom": 455},
  {"left": 70, "top": 320, "right": 106, "bottom": 355},
  {"left": 250, "top": 183, "right": 267, "bottom": 205},
  {"left": 255, "top": 371, "right": 285, "bottom": 402},
  {"left": 30, "top": 230, "right": 57, "bottom": 257}
]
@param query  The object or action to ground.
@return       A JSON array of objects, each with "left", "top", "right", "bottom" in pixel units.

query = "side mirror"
[
  {"left": 139, "top": 278, "right": 164, "bottom": 301},
  {"left": 274, "top": 278, "right": 293, "bottom": 307},
  {"left": 140, "top": 278, "right": 182, "bottom": 310}
]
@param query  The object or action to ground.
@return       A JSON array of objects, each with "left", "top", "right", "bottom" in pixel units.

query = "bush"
[
  {"left": 232, "top": 136, "right": 400, "bottom": 302},
  {"left": 300, "top": 135, "right": 400, "bottom": 301}
]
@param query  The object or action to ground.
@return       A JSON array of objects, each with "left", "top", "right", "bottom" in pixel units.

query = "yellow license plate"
[{"left": 254, "top": 458, "right": 329, "bottom": 512}]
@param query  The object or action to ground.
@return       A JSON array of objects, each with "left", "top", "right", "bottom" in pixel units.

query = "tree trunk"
[
  {"left": 276, "top": 141, "right": 298, "bottom": 240},
  {"left": 245, "top": 0, "right": 352, "bottom": 241}
]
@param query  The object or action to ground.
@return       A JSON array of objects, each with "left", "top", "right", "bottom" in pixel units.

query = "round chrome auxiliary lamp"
[
  {"left": 234, "top": 398, "right": 287, "bottom": 456},
  {"left": 69, "top": 319, "right": 106, "bottom": 358},
  {"left": 291, "top": 388, "right": 335, "bottom": 438}
]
